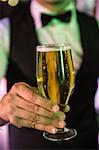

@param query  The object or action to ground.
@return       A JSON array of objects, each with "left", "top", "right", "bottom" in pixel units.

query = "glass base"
[{"left": 43, "top": 128, "right": 77, "bottom": 141}]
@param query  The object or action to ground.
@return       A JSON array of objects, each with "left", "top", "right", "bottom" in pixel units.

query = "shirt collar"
[{"left": 30, "top": 0, "right": 77, "bottom": 29}]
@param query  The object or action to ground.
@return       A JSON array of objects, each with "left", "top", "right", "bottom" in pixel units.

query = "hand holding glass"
[{"left": 36, "top": 43, "right": 77, "bottom": 141}]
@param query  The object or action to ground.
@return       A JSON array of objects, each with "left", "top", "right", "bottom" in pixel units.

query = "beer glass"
[{"left": 36, "top": 43, "right": 77, "bottom": 141}]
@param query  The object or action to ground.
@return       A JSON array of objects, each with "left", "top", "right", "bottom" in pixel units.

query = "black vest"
[{"left": 6, "top": 3, "right": 99, "bottom": 149}]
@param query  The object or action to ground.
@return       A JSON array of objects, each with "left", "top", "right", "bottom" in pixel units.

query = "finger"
[
  {"left": 9, "top": 110, "right": 64, "bottom": 130},
  {"left": 14, "top": 95, "right": 54, "bottom": 118},
  {"left": 15, "top": 107, "right": 65, "bottom": 128},
  {"left": 33, "top": 104, "right": 55, "bottom": 118},
  {"left": 31, "top": 123, "right": 57, "bottom": 134},
  {"left": 10, "top": 82, "right": 59, "bottom": 112},
  {"left": 33, "top": 105, "right": 65, "bottom": 121},
  {"left": 10, "top": 82, "right": 33, "bottom": 101},
  {"left": 14, "top": 107, "right": 37, "bottom": 122},
  {"left": 15, "top": 106, "right": 53, "bottom": 123},
  {"left": 9, "top": 115, "right": 32, "bottom": 128},
  {"left": 35, "top": 116, "right": 65, "bottom": 129},
  {"left": 10, "top": 116, "right": 57, "bottom": 134},
  {"left": 31, "top": 92, "right": 59, "bottom": 112},
  {"left": 54, "top": 111, "right": 66, "bottom": 121},
  {"left": 14, "top": 94, "right": 36, "bottom": 113}
]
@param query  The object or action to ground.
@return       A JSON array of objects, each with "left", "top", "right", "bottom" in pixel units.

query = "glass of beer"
[{"left": 36, "top": 43, "right": 77, "bottom": 141}]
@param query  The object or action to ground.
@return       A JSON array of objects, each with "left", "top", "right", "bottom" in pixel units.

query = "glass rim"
[{"left": 37, "top": 43, "right": 71, "bottom": 52}]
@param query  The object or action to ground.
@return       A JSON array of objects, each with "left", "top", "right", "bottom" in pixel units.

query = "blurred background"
[
  {"left": 0, "top": 0, "right": 99, "bottom": 20},
  {"left": 0, "top": 0, "right": 99, "bottom": 19},
  {"left": 0, "top": 0, "right": 99, "bottom": 149}
]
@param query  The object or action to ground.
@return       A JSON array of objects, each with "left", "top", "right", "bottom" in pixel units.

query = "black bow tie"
[{"left": 41, "top": 11, "right": 71, "bottom": 26}]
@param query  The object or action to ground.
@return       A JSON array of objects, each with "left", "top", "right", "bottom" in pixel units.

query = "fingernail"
[
  {"left": 59, "top": 121, "right": 66, "bottom": 128},
  {"left": 51, "top": 128, "right": 57, "bottom": 134},
  {"left": 52, "top": 105, "right": 59, "bottom": 112}
]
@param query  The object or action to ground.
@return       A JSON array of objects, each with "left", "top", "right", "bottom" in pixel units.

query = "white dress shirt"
[{"left": 30, "top": 0, "right": 83, "bottom": 73}]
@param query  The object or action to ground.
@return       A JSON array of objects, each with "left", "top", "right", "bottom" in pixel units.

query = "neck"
[{"left": 36, "top": 0, "right": 71, "bottom": 13}]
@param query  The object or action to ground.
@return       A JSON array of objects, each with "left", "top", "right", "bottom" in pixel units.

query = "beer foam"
[{"left": 37, "top": 44, "right": 71, "bottom": 52}]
